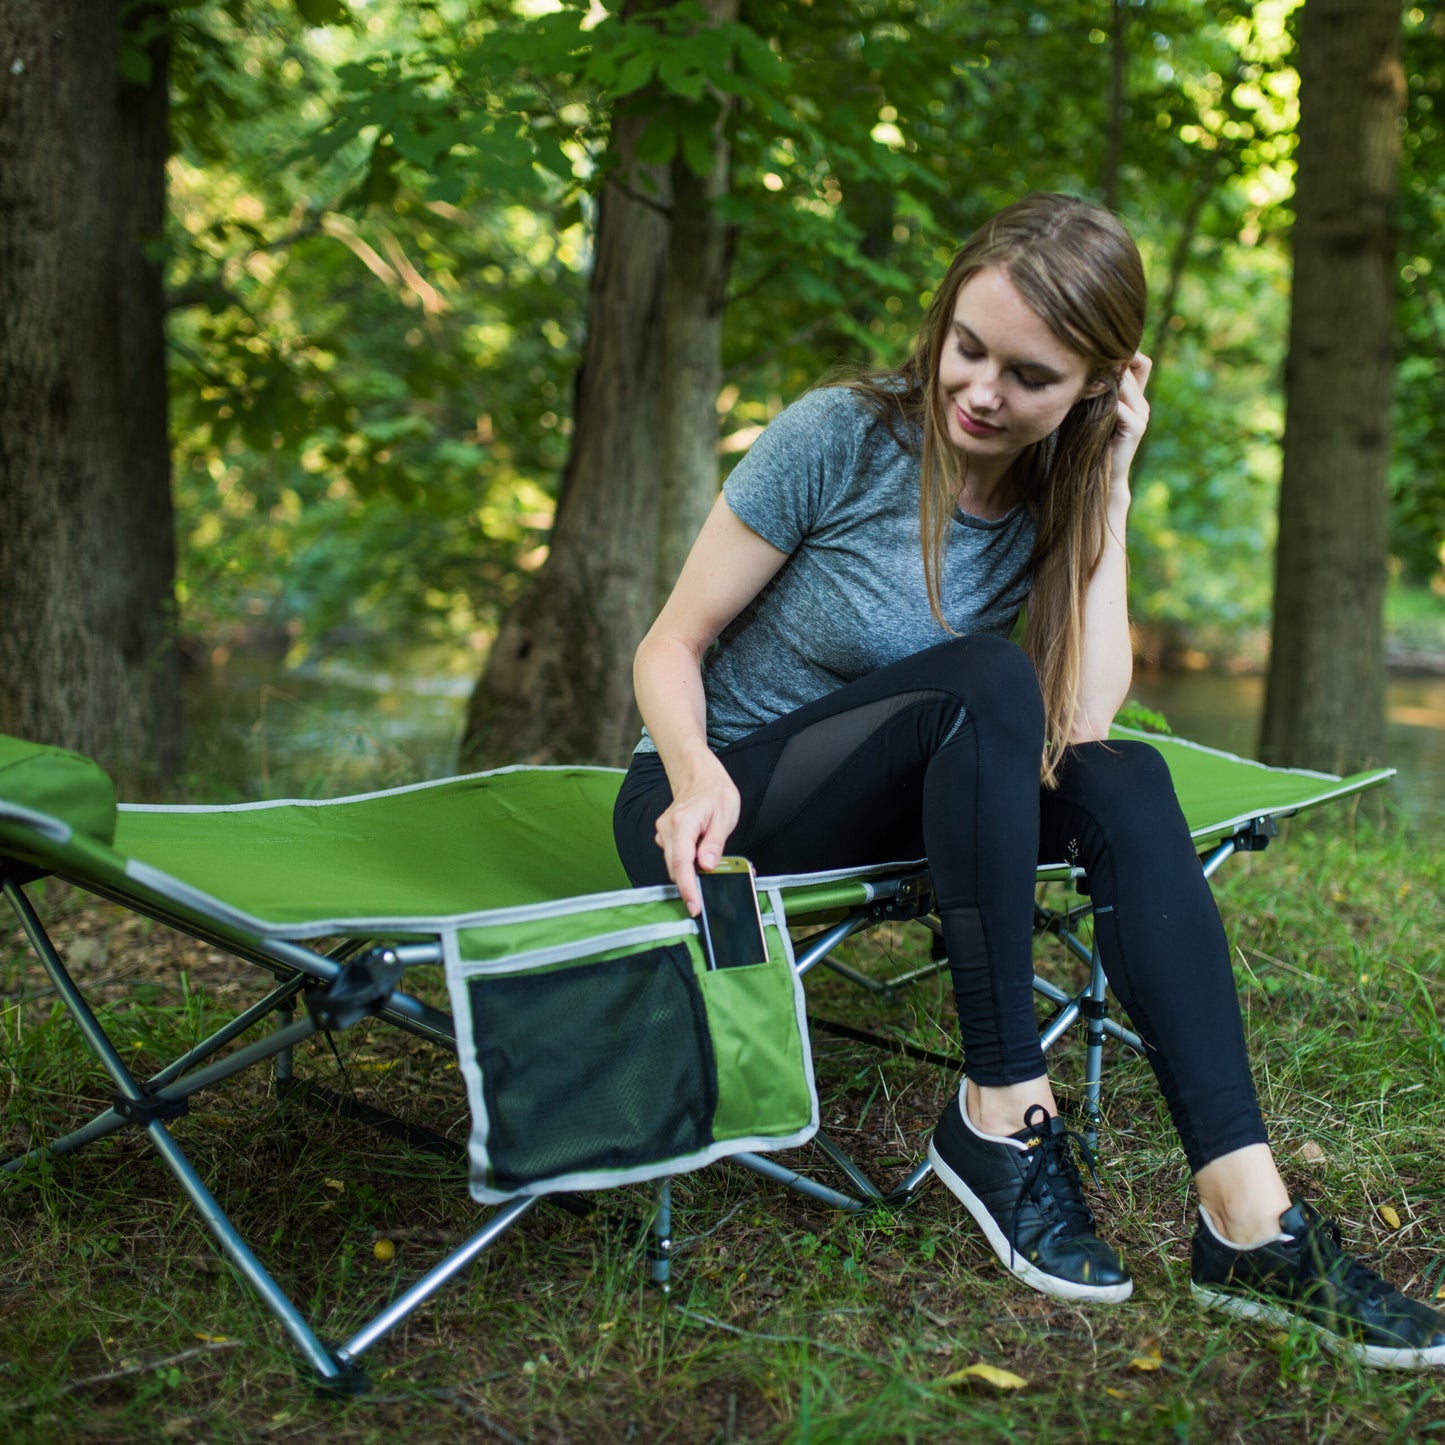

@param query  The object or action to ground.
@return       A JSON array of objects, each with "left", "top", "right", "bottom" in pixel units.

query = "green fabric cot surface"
[
  {"left": 0, "top": 733, "right": 117, "bottom": 847},
  {"left": 0, "top": 729, "right": 1391, "bottom": 938},
  {"left": 114, "top": 767, "right": 633, "bottom": 928},
  {"left": 1119, "top": 727, "right": 1391, "bottom": 845}
]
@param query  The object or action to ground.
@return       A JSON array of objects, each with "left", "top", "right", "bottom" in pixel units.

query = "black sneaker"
[
  {"left": 1191, "top": 1197, "right": 1445, "bottom": 1369},
  {"left": 927, "top": 1096, "right": 1132, "bottom": 1302}
]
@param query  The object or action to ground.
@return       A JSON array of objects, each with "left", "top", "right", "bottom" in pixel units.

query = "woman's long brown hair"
[{"left": 847, "top": 193, "right": 1147, "bottom": 785}]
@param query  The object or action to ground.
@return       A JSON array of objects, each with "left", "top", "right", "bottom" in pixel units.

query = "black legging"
[{"left": 613, "top": 634, "right": 1267, "bottom": 1173}]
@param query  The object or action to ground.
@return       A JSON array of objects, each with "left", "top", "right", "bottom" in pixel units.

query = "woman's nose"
[{"left": 967, "top": 370, "right": 1001, "bottom": 412}]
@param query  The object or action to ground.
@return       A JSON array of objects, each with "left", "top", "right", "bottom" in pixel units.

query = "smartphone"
[{"left": 697, "top": 856, "right": 769, "bottom": 970}]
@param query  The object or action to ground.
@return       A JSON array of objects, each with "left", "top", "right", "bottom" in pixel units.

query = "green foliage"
[
  {"left": 162, "top": 0, "right": 1441, "bottom": 666},
  {"left": 168, "top": 0, "right": 581, "bottom": 654}
]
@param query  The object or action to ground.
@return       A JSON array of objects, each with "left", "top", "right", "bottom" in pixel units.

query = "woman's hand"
[
  {"left": 1107, "top": 351, "right": 1152, "bottom": 500},
  {"left": 653, "top": 757, "right": 741, "bottom": 917}
]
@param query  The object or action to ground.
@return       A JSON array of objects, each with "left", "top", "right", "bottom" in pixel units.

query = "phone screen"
[{"left": 697, "top": 858, "right": 769, "bottom": 970}]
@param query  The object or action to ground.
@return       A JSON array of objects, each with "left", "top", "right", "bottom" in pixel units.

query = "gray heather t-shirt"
[{"left": 638, "top": 385, "right": 1037, "bottom": 753}]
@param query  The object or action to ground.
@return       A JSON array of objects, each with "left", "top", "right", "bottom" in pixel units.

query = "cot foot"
[{"left": 311, "top": 1354, "right": 371, "bottom": 1400}]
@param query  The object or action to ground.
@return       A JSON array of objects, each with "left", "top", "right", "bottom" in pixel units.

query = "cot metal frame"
[
  {"left": 3, "top": 862, "right": 929, "bottom": 1389},
  {"left": 0, "top": 811, "right": 1283, "bottom": 1390}
]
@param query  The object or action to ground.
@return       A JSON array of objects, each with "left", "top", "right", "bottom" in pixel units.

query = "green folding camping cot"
[{"left": 0, "top": 726, "right": 1390, "bottom": 1390}]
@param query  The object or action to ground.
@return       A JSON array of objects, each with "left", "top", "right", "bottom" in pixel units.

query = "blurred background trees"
[
  {"left": 0, "top": 0, "right": 181, "bottom": 780},
  {"left": 1, "top": 0, "right": 1441, "bottom": 784}
]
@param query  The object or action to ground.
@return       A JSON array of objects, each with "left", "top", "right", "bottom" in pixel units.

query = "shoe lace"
[
  {"left": 1293, "top": 1208, "right": 1391, "bottom": 1308},
  {"left": 1010, "top": 1104, "right": 1099, "bottom": 1259}
]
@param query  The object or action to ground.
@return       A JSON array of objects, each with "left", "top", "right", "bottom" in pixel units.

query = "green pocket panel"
[{"left": 697, "top": 951, "right": 813, "bottom": 1142}]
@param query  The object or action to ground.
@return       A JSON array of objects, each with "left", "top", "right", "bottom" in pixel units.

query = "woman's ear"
[{"left": 1081, "top": 376, "right": 1114, "bottom": 399}]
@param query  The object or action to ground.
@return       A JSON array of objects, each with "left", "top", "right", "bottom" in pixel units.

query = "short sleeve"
[{"left": 722, "top": 388, "right": 863, "bottom": 554}]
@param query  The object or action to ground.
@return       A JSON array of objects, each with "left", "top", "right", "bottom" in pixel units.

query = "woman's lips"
[{"left": 955, "top": 406, "right": 1003, "bottom": 438}]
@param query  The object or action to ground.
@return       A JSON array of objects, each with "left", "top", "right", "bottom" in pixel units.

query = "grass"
[{"left": 3, "top": 809, "right": 1445, "bottom": 1443}]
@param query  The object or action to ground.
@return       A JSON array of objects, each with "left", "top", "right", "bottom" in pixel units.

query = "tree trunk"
[
  {"left": 655, "top": 98, "right": 734, "bottom": 605},
  {"left": 460, "top": 1, "right": 738, "bottom": 769},
  {"left": 0, "top": 1, "right": 181, "bottom": 786},
  {"left": 1258, "top": 0, "right": 1403, "bottom": 775}
]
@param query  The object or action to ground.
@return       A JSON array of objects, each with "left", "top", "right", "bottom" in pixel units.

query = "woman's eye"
[{"left": 1015, "top": 373, "right": 1049, "bottom": 392}]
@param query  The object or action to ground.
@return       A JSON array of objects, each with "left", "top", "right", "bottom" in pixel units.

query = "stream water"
[
  {"left": 1129, "top": 669, "right": 1445, "bottom": 833},
  {"left": 183, "top": 648, "right": 1445, "bottom": 832}
]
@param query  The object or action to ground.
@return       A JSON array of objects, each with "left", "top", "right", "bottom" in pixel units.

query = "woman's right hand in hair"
[
  {"left": 653, "top": 753, "right": 741, "bottom": 917},
  {"left": 632, "top": 494, "right": 790, "bottom": 915},
  {"left": 1106, "top": 351, "right": 1152, "bottom": 499}
]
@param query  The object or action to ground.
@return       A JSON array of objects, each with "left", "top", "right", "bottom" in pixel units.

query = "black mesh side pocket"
[{"left": 467, "top": 942, "right": 717, "bottom": 1192}]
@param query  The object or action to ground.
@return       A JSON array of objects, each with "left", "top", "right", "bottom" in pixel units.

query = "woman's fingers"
[
  {"left": 655, "top": 782, "right": 740, "bottom": 916},
  {"left": 1108, "top": 352, "right": 1152, "bottom": 481}
]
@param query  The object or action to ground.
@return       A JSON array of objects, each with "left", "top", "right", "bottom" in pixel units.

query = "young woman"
[{"left": 612, "top": 193, "right": 1445, "bottom": 1368}]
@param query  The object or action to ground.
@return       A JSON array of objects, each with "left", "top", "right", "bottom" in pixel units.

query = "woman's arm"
[
  {"left": 1071, "top": 352, "right": 1151, "bottom": 742},
  {"left": 634, "top": 492, "right": 789, "bottom": 914}
]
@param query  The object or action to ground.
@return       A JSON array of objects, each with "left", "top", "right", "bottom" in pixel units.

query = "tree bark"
[
  {"left": 460, "top": 0, "right": 738, "bottom": 768},
  {"left": 0, "top": 1, "right": 181, "bottom": 786},
  {"left": 1258, "top": 0, "right": 1403, "bottom": 775},
  {"left": 655, "top": 96, "right": 734, "bottom": 605}
]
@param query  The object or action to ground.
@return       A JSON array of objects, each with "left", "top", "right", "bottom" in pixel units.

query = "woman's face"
[{"left": 936, "top": 265, "right": 1105, "bottom": 471}]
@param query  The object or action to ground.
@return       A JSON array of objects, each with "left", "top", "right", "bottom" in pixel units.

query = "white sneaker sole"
[
  {"left": 927, "top": 1139, "right": 1133, "bottom": 1303},
  {"left": 1191, "top": 1281, "right": 1445, "bottom": 1370}
]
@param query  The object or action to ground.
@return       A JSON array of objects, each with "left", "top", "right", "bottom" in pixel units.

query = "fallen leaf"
[
  {"left": 941, "top": 1362, "right": 1028, "bottom": 1391},
  {"left": 1128, "top": 1344, "right": 1163, "bottom": 1373},
  {"left": 1378, "top": 1204, "right": 1402, "bottom": 1231},
  {"left": 324, "top": 1178, "right": 345, "bottom": 1193},
  {"left": 1295, "top": 1140, "right": 1327, "bottom": 1165},
  {"left": 1105, "top": 1387, "right": 1129, "bottom": 1400}
]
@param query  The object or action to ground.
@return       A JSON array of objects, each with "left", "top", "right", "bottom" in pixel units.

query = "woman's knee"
[
  {"left": 1051, "top": 740, "right": 1190, "bottom": 858},
  {"left": 928, "top": 635, "right": 1044, "bottom": 738},
  {"left": 1059, "top": 739, "right": 1172, "bottom": 803}
]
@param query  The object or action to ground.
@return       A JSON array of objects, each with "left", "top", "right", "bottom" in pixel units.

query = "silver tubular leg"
[
  {"left": 1037, "top": 993, "right": 1082, "bottom": 1051},
  {"left": 150, "top": 976, "right": 309, "bottom": 1088},
  {"left": 5, "top": 878, "right": 158, "bottom": 1100},
  {"left": 144, "top": 1117, "right": 349, "bottom": 1381},
  {"left": 819, "top": 956, "right": 894, "bottom": 993},
  {"left": 1082, "top": 950, "right": 1108, "bottom": 1137},
  {"left": 794, "top": 912, "right": 878, "bottom": 976},
  {"left": 728, "top": 1152, "right": 869, "bottom": 1212},
  {"left": 884, "top": 1158, "right": 936, "bottom": 1206},
  {"left": 811, "top": 1131, "right": 884, "bottom": 1202},
  {"left": 1200, "top": 838, "right": 1237, "bottom": 880},
  {"left": 2, "top": 879, "right": 349, "bottom": 1381},
  {"left": 335, "top": 1198, "right": 538, "bottom": 1364},
  {"left": 4, "top": 1023, "right": 321, "bottom": 1175},
  {"left": 649, "top": 1179, "right": 673, "bottom": 1289}
]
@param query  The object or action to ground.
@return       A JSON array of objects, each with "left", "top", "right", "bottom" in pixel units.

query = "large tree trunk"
[
  {"left": 0, "top": 1, "right": 181, "bottom": 786},
  {"left": 1259, "top": 0, "right": 1403, "bottom": 775},
  {"left": 460, "top": 1, "right": 737, "bottom": 769}
]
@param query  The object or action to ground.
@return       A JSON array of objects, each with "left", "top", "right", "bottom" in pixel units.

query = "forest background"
[
  {"left": 0, "top": 0, "right": 1442, "bottom": 794},
  {"left": 7, "top": 5, "right": 1445, "bottom": 1437}
]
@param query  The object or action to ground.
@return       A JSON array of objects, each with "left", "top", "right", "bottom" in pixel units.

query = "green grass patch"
[{"left": 4, "top": 817, "right": 1445, "bottom": 1440}]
